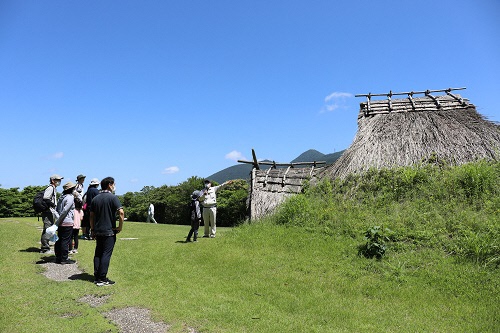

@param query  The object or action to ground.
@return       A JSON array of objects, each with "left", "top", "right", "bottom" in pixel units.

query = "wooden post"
[{"left": 252, "top": 148, "right": 260, "bottom": 170}]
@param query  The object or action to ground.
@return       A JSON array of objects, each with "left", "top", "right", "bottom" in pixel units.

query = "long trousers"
[
  {"left": 94, "top": 235, "right": 116, "bottom": 281},
  {"left": 202, "top": 206, "right": 217, "bottom": 237},
  {"left": 55, "top": 226, "right": 73, "bottom": 262},
  {"left": 69, "top": 229, "right": 79, "bottom": 250},
  {"left": 187, "top": 221, "right": 199, "bottom": 241},
  {"left": 146, "top": 214, "right": 157, "bottom": 223}
]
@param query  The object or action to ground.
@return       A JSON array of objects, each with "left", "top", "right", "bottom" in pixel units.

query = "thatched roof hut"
[
  {"left": 249, "top": 165, "right": 321, "bottom": 219},
  {"left": 239, "top": 151, "right": 325, "bottom": 220},
  {"left": 320, "top": 88, "right": 500, "bottom": 179}
]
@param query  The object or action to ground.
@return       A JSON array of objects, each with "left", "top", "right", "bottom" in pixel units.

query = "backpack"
[{"left": 33, "top": 189, "right": 50, "bottom": 213}]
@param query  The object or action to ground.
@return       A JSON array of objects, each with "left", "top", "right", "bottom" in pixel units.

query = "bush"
[{"left": 358, "top": 226, "right": 392, "bottom": 259}]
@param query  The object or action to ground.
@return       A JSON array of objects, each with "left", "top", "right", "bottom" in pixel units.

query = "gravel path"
[
  {"left": 37, "top": 255, "right": 198, "bottom": 332},
  {"left": 38, "top": 259, "right": 84, "bottom": 281},
  {"left": 105, "top": 307, "right": 170, "bottom": 333}
]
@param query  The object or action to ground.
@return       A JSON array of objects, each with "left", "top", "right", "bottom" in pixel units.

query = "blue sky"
[{"left": 1, "top": 0, "right": 499, "bottom": 194}]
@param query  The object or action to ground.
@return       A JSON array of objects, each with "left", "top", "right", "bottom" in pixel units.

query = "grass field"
[{"left": 0, "top": 216, "right": 498, "bottom": 332}]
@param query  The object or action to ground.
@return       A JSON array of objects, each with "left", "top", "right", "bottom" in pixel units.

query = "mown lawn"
[{"left": 0, "top": 217, "right": 498, "bottom": 332}]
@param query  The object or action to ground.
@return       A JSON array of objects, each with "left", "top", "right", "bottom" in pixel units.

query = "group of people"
[
  {"left": 38, "top": 175, "right": 230, "bottom": 285},
  {"left": 39, "top": 174, "right": 124, "bottom": 287},
  {"left": 185, "top": 179, "right": 232, "bottom": 242}
]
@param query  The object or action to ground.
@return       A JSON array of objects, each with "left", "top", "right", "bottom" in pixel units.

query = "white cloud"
[
  {"left": 322, "top": 91, "right": 353, "bottom": 113},
  {"left": 162, "top": 166, "right": 179, "bottom": 174},
  {"left": 48, "top": 152, "right": 64, "bottom": 159},
  {"left": 325, "top": 92, "right": 352, "bottom": 102},
  {"left": 225, "top": 150, "right": 246, "bottom": 161}
]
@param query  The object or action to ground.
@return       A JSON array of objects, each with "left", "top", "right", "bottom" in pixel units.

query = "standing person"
[
  {"left": 146, "top": 203, "right": 157, "bottom": 223},
  {"left": 199, "top": 179, "right": 232, "bottom": 238},
  {"left": 186, "top": 191, "right": 202, "bottom": 242},
  {"left": 90, "top": 177, "right": 124, "bottom": 286},
  {"left": 75, "top": 174, "right": 86, "bottom": 198},
  {"left": 74, "top": 175, "right": 84, "bottom": 216},
  {"left": 81, "top": 178, "right": 100, "bottom": 240},
  {"left": 70, "top": 191, "right": 83, "bottom": 254},
  {"left": 54, "top": 181, "right": 77, "bottom": 264},
  {"left": 40, "top": 174, "right": 64, "bottom": 254}
]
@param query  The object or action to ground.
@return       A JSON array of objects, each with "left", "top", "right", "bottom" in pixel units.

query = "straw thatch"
[
  {"left": 320, "top": 92, "right": 500, "bottom": 179},
  {"left": 249, "top": 166, "right": 322, "bottom": 219}
]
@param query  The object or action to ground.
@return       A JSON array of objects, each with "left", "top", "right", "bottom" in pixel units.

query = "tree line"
[{"left": 0, "top": 177, "right": 249, "bottom": 227}]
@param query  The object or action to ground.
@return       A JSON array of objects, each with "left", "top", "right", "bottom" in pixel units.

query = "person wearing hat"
[
  {"left": 40, "top": 174, "right": 64, "bottom": 254},
  {"left": 199, "top": 179, "right": 232, "bottom": 238},
  {"left": 75, "top": 174, "right": 86, "bottom": 195},
  {"left": 81, "top": 178, "right": 100, "bottom": 240},
  {"left": 54, "top": 181, "right": 77, "bottom": 264},
  {"left": 185, "top": 190, "right": 202, "bottom": 242}
]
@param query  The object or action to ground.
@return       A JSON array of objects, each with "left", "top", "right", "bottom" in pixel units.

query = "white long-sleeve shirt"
[{"left": 199, "top": 182, "right": 230, "bottom": 208}]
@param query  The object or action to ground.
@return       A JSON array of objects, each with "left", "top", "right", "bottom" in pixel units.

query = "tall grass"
[{"left": 276, "top": 160, "right": 500, "bottom": 268}]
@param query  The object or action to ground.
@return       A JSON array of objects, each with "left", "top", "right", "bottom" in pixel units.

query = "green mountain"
[
  {"left": 291, "top": 149, "right": 344, "bottom": 164},
  {"left": 207, "top": 149, "right": 345, "bottom": 183}
]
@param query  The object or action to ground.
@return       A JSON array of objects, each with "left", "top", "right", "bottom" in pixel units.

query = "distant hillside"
[
  {"left": 207, "top": 149, "right": 345, "bottom": 184},
  {"left": 291, "top": 149, "right": 344, "bottom": 164},
  {"left": 207, "top": 163, "right": 253, "bottom": 184}
]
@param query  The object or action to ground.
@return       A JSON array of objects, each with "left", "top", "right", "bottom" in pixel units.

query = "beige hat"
[
  {"left": 90, "top": 178, "right": 100, "bottom": 186},
  {"left": 63, "top": 181, "right": 77, "bottom": 191},
  {"left": 50, "top": 174, "right": 64, "bottom": 180}
]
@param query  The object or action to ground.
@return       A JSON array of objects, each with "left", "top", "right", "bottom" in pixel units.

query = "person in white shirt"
[
  {"left": 199, "top": 179, "right": 231, "bottom": 238},
  {"left": 147, "top": 203, "right": 157, "bottom": 223},
  {"left": 40, "top": 174, "right": 63, "bottom": 254},
  {"left": 75, "top": 174, "right": 86, "bottom": 197}
]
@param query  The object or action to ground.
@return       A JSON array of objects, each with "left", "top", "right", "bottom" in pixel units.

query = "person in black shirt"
[{"left": 90, "top": 177, "right": 124, "bottom": 286}]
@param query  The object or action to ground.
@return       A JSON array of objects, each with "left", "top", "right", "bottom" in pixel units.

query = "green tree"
[
  {"left": 217, "top": 179, "right": 249, "bottom": 226},
  {"left": 118, "top": 176, "right": 249, "bottom": 226},
  {"left": 0, "top": 187, "right": 20, "bottom": 217},
  {"left": 21, "top": 186, "right": 47, "bottom": 217}
]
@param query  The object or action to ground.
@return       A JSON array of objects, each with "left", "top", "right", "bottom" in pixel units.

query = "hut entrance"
[{"left": 238, "top": 149, "right": 326, "bottom": 220}]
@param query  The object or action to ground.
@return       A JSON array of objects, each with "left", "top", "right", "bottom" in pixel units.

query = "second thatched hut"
[{"left": 320, "top": 88, "right": 500, "bottom": 179}]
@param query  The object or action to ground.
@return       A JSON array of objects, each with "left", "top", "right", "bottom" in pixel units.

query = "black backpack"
[{"left": 33, "top": 186, "right": 52, "bottom": 213}]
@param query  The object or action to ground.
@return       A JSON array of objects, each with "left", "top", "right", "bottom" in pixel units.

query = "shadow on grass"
[
  {"left": 35, "top": 256, "right": 56, "bottom": 264},
  {"left": 69, "top": 272, "right": 95, "bottom": 282},
  {"left": 20, "top": 247, "right": 41, "bottom": 253},
  {"left": 175, "top": 240, "right": 203, "bottom": 244}
]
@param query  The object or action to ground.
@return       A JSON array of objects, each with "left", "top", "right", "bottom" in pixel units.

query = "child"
[
  {"left": 70, "top": 191, "right": 84, "bottom": 254},
  {"left": 186, "top": 190, "right": 202, "bottom": 242}
]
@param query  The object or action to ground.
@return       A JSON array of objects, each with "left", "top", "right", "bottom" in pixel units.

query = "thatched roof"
[
  {"left": 239, "top": 151, "right": 326, "bottom": 220},
  {"left": 320, "top": 90, "right": 500, "bottom": 179},
  {"left": 249, "top": 166, "right": 320, "bottom": 219}
]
